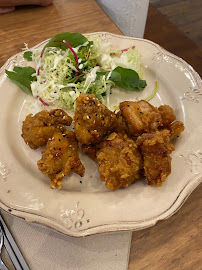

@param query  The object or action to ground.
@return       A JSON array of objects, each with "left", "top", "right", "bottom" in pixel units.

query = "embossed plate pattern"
[{"left": 0, "top": 32, "right": 201, "bottom": 237}]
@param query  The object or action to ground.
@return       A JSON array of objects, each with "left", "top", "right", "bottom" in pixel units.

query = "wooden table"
[{"left": 0, "top": 1, "right": 201, "bottom": 269}]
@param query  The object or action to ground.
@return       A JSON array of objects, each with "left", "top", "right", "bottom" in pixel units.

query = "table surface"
[{"left": 0, "top": 1, "right": 201, "bottom": 269}]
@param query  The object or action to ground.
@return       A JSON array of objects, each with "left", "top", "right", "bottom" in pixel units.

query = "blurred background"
[
  {"left": 97, "top": 0, "right": 202, "bottom": 48},
  {"left": 150, "top": 0, "right": 202, "bottom": 48}
]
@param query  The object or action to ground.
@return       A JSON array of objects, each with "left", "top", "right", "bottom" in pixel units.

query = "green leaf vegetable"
[
  {"left": 42, "top": 32, "right": 90, "bottom": 53},
  {"left": 5, "top": 66, "right": 36, "bottom": 95},
  {"left": 23, "top": 51, "right": 32, "bottom": 61},
  {"left": 97, "top": 66, "right": 146, "bottom": 91}
]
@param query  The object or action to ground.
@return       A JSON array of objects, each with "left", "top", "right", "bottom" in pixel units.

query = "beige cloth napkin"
[{"left": 1, "top": 210, "right": 132, "bottom": 270}]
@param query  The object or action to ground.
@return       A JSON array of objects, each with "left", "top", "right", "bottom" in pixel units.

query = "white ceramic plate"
[{"left": 0, "top": 32, "right": 201, "bottom": 237}]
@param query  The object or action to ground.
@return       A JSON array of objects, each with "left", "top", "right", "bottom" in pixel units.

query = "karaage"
[
  {"left": 22, "top": 109, "right": 72, "bottom": 149},
  {"left": 168, "top": 121, "right": 185, "bottom": 138},
  {"left": 37, "top": 131, "right": 85, "bottom": 189},
  {"left": 81, "top": 144, "right": 100, "bottom": 162},
  {"left": 119, "top": 100, "right": 162, "bottom": 136},
  {"left": 137, "top": 130, "right": 175, "bottom": 186},
  {"left": 113, "top": 111, "right": 129, "bottom": 134},
  {"left": 96, "top": 132, "right": 143, "bottom": 190},
  {"left": 74, "top": 94, "right": 116, "bottom": 144},
  {"left": 158, "top": 105, "right": 176, "bottom": 127}
]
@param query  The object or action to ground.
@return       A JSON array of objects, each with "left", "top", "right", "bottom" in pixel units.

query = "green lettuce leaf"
[
  {"left": 96, "top": 66, "right": 147, "bottom": 91},
  {"left": 5, "top": 66, "right": 36, "bottom": 95},
  {"left": 42, "top": 32, "right": 89, "bottom": 52},
  {"left": 23, "top": 51, "right": 32, "bottom": 61}
]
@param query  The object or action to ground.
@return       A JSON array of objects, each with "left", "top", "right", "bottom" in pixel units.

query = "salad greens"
[
  {"left": 42, "top": 32, "right": 90, "bottom": 53},
  {"left": 5, "top": 32, "right": 147, "bottom": 109},
  {"left": 5, "top": 66, "right": 36, "bottom": 95},
  {"left": 23, "top": 51, "right": 32, "bottom": 61}
]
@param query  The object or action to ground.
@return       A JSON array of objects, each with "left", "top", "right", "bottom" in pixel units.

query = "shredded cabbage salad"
[{"left": 6, "top": 32, "right": 147, "bottom": 110}]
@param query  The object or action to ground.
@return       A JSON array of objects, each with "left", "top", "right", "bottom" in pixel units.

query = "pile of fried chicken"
[{"left": 22, "top": 94, "right": 184, "bottom": 190}]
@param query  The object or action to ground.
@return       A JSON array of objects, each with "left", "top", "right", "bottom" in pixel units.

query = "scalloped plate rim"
[{"left": 0, "top": 32, "right": 201, "bottom": 237}]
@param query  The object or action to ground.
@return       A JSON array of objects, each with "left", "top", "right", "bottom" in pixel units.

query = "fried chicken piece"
[
  {"left": 81, "top": 144, "right": 100, "bottom": 162},
  {"left": 37, "top": 131, "right": 85, "bottom": 189},
  {"left": 158, "top": 105, "right": 176, "bottom": 127},
  {"left": 74, "top": 94, "right": 116, "bottom": 144},
  {"left": 168, "top": 121, "right": 184, "bottom": 138},
  {"left": 137, "top": 130, "right": 175, "bottom": 186},
  {"left": 96, "top": 133, "right": 143, "bottom": 190},
  {"left": 22, "top": 109, "right": 72, "bottom": 149},
  {"left": 113, "top": 111, "right": 129, "bottom": 134},
  {"left": 120, "top": 100, "right": 162, "bottom": 136}
]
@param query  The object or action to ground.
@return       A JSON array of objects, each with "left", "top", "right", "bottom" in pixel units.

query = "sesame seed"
[
  {"left": 127, "top": 105, "right": 130, "bottom": 107},
  {"left": 59, "top": 148, "right": 61, "bottom": 150},
  {"left": 53, "top": 147, "right": 56, "bottom": 150},
  {"left": 58, "top": 138, "right": 61, "bottom": 141}
]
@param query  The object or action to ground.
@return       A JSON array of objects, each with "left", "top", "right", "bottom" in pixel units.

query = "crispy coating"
[
  {"left": 96, "top": 133, "right": 143, "bottom": 190},
  {"left": 74, "top": 94, "right": 116, "bottom": 144},
  {"left": 81, "top": 144, "right": 100, "bottom": 162},
  {"left": 168, "top": 121, "right": 185, "bottom": 137},
  {"left": 113, "top": 111, "right": 129, "bottom": 134},
  {"left": 22, "top": 109, "right": 72, "bottom": 149},
  {"left": 37, "top": 131, "right": 85, "bottom": 189},
  {"left": 120, "top": 100, "right": 162, "bottom": 136},
  {"left": 137, "top": 130, "right": 175, "bottom": 186},
  {"left": 158, "top": 105, "right": 176, "bottom": 127}
]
